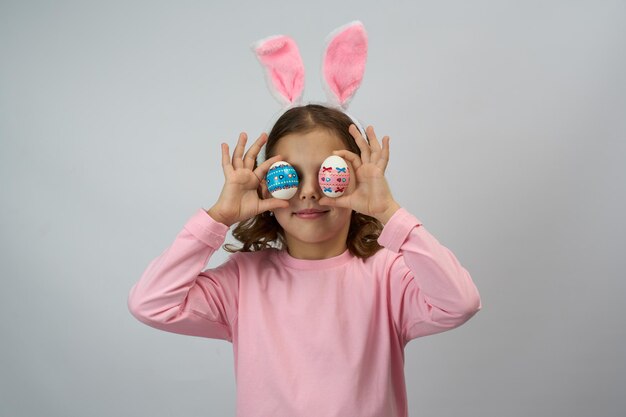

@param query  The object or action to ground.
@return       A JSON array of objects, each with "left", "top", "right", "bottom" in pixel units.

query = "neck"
[{"left": 284, "top": 238, "right": 348, "bottom": 260}]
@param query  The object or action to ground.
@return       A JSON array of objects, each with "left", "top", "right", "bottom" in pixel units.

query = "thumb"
[
  {"left": 319, "top": 196, "right": 351, "bottom": 209},
  {"left": 259, "top": 198, "right": 290, "bottom": 213}
]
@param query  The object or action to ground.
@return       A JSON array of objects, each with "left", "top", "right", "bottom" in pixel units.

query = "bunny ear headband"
[{"left": 252, "top": 20, "right": 369, "bottom": 164}]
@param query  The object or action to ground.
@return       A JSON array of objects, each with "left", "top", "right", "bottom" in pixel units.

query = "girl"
[{"left": 128, "top": 104, "right": 482, "bottom": 417}]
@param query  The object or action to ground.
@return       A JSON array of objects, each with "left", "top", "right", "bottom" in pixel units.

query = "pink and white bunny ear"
[
  {"left": 252, "top": 35, "right": 305, "bottom": 107},
  {"left": 321, "top": 21, "right": 368, "bottom": 109}
]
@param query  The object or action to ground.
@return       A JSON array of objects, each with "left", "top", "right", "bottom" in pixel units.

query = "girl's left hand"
[{"left": 319, "top": 124, "right": 401, "bottom": 224}]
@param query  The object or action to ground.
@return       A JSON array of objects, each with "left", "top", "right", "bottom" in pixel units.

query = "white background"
[{"left": 1, "top": 1, "right": 625, "bottom": 416}]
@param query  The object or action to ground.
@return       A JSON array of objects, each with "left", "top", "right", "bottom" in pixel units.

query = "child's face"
[{"left": 263, "top": 128, "right": 356, "bottom": 258}]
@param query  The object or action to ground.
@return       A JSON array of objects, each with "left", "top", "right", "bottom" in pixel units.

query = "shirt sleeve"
[
  {"left": 377, "top": 207, "right": 482, "bottom": 346},
  {"left": 127, "top": 208, "right": 239, "bottom": 342}
]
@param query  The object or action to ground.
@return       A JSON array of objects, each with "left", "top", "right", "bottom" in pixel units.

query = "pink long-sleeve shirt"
[{"left": 128, "top": 207, "right": 482, "bottom": 417}]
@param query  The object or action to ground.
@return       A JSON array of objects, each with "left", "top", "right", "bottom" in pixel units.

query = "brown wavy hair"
[{"left": 223, "top": 104, "right": 384, "bottom": 258}]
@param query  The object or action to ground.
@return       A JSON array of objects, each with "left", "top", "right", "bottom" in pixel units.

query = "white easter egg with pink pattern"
[{"left": 318, "top": 155, "right": 350, "bottom": 198}]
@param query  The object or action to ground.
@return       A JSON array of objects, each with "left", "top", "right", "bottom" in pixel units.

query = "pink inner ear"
[
  {"left": 254, "top": 36, "right": 304, "bottom": 104},
  {"left": 323, "top": 24, "right": 367, "bottom": 105}
]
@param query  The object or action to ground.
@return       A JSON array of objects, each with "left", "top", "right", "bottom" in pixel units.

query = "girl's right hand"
[{"left": 207, "top": 132, "right": 290, "bottom": 227}]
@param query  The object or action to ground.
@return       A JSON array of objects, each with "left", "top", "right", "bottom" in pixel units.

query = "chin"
[{"left": 276, "top": 211, "right": 351, "bottom": 243}]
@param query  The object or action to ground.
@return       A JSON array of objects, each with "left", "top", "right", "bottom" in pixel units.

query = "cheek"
[
  {"left": 274, "top": 206, "right": 292, "bottom": 217},
  {"left": 273, "top": 204, "right": 298, "bottom": 225}
]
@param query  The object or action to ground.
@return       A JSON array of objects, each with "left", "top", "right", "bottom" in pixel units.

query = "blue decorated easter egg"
[
  {"left": 318, "top": 155, "right": 350, "bottom": 197},
  {"left": 266, "top": 161, "right": 299, "bottom": 200}
]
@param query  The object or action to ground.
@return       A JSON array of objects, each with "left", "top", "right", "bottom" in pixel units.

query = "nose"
[{"left": 297, "top": 171, "right": 322, "bottom": 201}]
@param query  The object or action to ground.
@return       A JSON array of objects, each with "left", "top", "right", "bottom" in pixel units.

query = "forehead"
[{"left": 273, "top": 129, "right": 346, "bottom": 166}]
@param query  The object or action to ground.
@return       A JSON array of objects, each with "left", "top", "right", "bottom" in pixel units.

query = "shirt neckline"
[{"left": 276, "top": 247, "right": 354, "bottom": 270}]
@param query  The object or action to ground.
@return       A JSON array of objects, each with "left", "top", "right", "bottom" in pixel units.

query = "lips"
[
  {"left": 295, "top": 209, "right": 330, "bottom": 214},
  {"left": 293, "top": 208, "right": 330, "bottom": 219}
]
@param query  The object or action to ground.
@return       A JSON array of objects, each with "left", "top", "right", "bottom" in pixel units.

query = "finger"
[
  {"left": 366, "top": 125, "right": 382, "bottom": 165},
  {"left": 378, "top": 136, "right": 390, "bottom": 171},
  {"left": 232, "top": 132, "right": 247, "bottom": 169},
  {"left": 332, "top": 149, "right": 362, "bottom": 170},
  {"left": 259, "top": 198, "right": 290, "bottom": 213},
  {"left": 221, "top": 143, "right": 234, "bottom": 175},
  {"left": 254, "top": 154, "right": 284, "bottom": 181},
  {"left": 350, "top": 124, "right": 370, "bottom": 163},
  {"left": 319, "top": 195, "right": 352, "bottom": 209},
  {"left": 243, "top": 132, "right": 267, "bottom": 171},
  {"left": 366, "top": 126, "right": 383, "bottom": 158}
]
